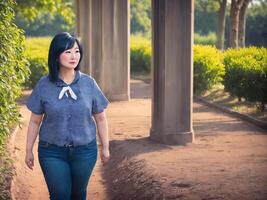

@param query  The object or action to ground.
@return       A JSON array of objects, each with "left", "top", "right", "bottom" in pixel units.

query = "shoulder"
[
  {"left": 79, "top": 72, "right": 96, "bottom": 86},
  {"left": 35, "top": 75, "right": 50, "bottom": 89}
]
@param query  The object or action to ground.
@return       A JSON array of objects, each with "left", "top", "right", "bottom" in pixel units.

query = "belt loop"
[{"left": 64, "top": 142, "right": 74, "bottom": 148}]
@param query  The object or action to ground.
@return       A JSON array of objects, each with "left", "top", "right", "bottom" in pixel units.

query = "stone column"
[
  {"left": 150, "top": 0, "right": 194, "bottom": 145},
  {"left": 75, "top": 0, "right": 130, "bottom": 101},
  {"left": 75, "top": 0, "right": 91, "bottom": 75}
]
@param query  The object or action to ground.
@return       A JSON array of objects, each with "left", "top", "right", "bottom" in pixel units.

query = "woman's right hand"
[{"left": 25, "top": 151, "right": 34, "bottom": 170}]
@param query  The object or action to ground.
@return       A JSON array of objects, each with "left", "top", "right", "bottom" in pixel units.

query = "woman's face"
[{"left": 59, "top": 42, "right": 81, "bottom": 70}]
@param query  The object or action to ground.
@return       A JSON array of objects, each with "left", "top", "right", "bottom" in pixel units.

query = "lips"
[{"left": 69, "top": 62, "right": 76, "bottom": 65}]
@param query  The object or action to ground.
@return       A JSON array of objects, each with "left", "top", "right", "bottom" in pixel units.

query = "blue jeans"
[{"left": 38, "top": 139, "right": 97, "bottom": 200}]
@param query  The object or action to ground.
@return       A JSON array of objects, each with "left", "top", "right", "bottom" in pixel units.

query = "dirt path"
[
  {"left": 104, "top": 80, "right": 267, "bottom": 200},
  {"left": 10, "top": 79, "right": 267, "bottom": 200}
]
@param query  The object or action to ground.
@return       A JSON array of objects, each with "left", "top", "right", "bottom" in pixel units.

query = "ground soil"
[{"left": 10, "top": 79, "right": 267, "bottom": 200}]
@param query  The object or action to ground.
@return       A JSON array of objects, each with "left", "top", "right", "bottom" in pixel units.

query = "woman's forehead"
[{"left": 68, "top": 42, "right": 79, "bottom": 49}]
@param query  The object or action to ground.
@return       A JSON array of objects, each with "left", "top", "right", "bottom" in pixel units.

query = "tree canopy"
[
  {"left": 130, "top": 0, "right": 151, "bottom": 37},
  {"left": 15, "top": 0, "right": 74, "bottom": 24},
  {"left": 15, "top": 0, "right": 75, "bottom": 36},
  {"left": 14, "top": 0, "right": 267, "bottom": 47}
]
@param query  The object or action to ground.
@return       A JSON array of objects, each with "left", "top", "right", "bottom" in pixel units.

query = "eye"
[
  {"left": 75, "top": 50, "right": 80, "bottom": 53},
  {"left": 65, "top": 50, "right": 71, "bottom": 53}
]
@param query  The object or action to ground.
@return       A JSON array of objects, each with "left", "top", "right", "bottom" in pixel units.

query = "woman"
[{"left": 25, "top": 32, "right": 110, "bottom": 200}]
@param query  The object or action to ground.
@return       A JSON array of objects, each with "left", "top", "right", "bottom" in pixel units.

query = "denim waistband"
[{"left": 38, "top": 138, "right": 96, "bottom": 148}]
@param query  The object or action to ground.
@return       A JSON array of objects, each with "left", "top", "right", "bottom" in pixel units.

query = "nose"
[{"left": 71, "top": 52, "right": 76, "bottom": 59}]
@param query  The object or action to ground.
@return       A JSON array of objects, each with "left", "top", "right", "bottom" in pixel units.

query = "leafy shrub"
[
  {"left": 25, "top": 37, "right": 51, "bottom": 59},
  {"left": 24, "top": 37, "right": 51, "bottom": 88},
  {"left": 193, "top": 45, "right": 225, "bottom": 94},
  {"left": 0, "top": 0, "right": 30, "bottom": 149},
  {"left": 194, "top": 32, "right": 217, "bottom": 46},
  {"left": 24, "top": 58, "right": 48, "bottom": 88},
  {"left": 130, "top": 35, "right": 151, "bottom": 73},
  {"left": 223, "top": 47, "right": 267, "bottom": 109}
]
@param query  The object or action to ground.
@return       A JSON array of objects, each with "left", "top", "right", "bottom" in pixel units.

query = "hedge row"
[
  {"left": 193, "top": 45, "right": 225, "bottom": 94},
  {"left": 194, "top": 32, "right": 217, "bottom": 46},
  {"left": 224, "top": 47, "right": 267, "bottom": 108},
  {"left": 24, "top": 37, "right": 50, "bottom": 88},
  {"left": 25, "top": 37, "right": 267, "bottom": 109},
  {"left": 0, "top": 0, "right": 29, "bottom": 148},
  {"left": 130, "top": 35, "right": 151, "bottom": 73},
  {"left": 130, "top": 37, "right": 267, "bottom": 107}
]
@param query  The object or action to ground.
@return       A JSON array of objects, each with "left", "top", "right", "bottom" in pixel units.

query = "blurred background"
[
  {"left": 14, "top": 0, "right": 267, "bottom": 47},
  {"left": 0, "top": 1, "right": 266, "bottom": 199}
]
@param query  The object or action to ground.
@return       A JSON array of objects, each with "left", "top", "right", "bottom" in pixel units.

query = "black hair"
[{"left": 48, "top": 32, "right": 83, "bottom": 82}]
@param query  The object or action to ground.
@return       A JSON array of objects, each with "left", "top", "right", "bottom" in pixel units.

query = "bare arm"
[
  {"left": 25, "top": 112, "right": 43, "bottom": 170},
  {"left": 93, "top": 110, "right": 110, "bottom": 165}
]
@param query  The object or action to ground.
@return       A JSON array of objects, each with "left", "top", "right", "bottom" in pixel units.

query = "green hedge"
[
  {"left": 130, "top": 37, "right": 224, "bottom": 95},
  {"left": 25, "top": 37, "right": 51, "bottom": 59},
  {"left": 130, "top": 35, "right": 151, "bottom": 73},
  {"left": 224, "top": 47, "right": 267, "bottom": 109},
  {"left": 193, "top": 45, "right": 225, "bottom": 94},
  {"left": 24, "top": 37, "right": 51, "bottom": 88},
  {"left": 194, "top": 32, "right": 217, "bottom": 46},
  {"left": 0, "top": 0, "right": 29, "bottom": 148},
  {"left": 24, "top": 58, "right": 48, "bottom": 88}
]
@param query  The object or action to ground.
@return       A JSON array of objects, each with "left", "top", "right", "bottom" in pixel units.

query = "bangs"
[
  {"left": 58, "top": 37, "right": 76, "bottom": 54},
  {"left": 64, "top": 37, "right": 76, "bottom": 50}
]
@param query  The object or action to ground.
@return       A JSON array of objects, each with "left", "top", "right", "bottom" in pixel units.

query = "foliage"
[
  {"left": 13, "top": 0, "right": 267, "bottom": 48},
  {"left": 15, "top": 0, "right": 74, "bottom": 25},
  {"left": 14, "top": 0, "right": 75, "bottom": 36},
  {"left": 130, "top": 0, "right": 151, "bottom": 37},
  {"left": 194, "top": 0, "right": 219, "bottom": 35},
  {"left": 16, "top": 14, "right": 75, "bottom": 37},
  {"left": 0, "top": 0, "right": 30, "bottom": 146},
  {"left": 24, "top": 58, "right": 48, "bottom": 89},
  {"left": 193, "top": 45, "right": 225, "bottom": 94},
  {"left": 194, "top": 32, "right": 217, "bottom": 45},
  {"left": 25, "top": 37, "right": 51, "bottom": 59},
  {"left": 24, "top": 37, "right": 51, "bottom": 88},
  {"left": 130, "top": 35, "right": 151, "bottom": 73},
  {"left": 245, "top": 1, "right": 267, "bottom": 47},
  {"left": 130, "top": 37, "right": 225, "bottom": 95},
  {"left": 223, "top": 47, "right": 267, "bottom": 109}
]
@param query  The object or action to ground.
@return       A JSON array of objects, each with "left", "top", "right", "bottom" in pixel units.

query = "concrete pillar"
[
  {"left": 150, "top": 0, "right": 194, "bottom": 145},
  {"left": 75, "top": 0, "right": 91, "bottom": 75},
  {"left": 75, "top": 0, "right": 130, "bottom": 101}
]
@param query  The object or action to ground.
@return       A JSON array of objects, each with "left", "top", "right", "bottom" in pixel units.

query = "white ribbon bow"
[{"left": 58, "top": 86, "right": 77, "bottom": 100}]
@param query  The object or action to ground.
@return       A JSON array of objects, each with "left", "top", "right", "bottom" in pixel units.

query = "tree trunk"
[
  {"left": 230, "top": 0, "right": 244, "bottom": 48},
  {"left": 216, "top": 0, "right": 227, "bottom": 50},
  {"left": 238, "top": 0, "right": 250, "bottom": 47}
]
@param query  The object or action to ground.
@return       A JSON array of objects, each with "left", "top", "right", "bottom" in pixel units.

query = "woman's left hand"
[{"left": 101, "top": 147, "right": 110, "bottom": 165}]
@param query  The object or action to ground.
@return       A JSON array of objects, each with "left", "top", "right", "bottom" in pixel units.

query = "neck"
[{"left": 59, "top": 68, "right": 76, "bottom": 84}]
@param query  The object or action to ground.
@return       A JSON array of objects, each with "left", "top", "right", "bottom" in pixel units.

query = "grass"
[
  {"left": 201, "top": 84, "right": 267, "bottom": 122},
  {"left": 25, "top": 37, "right": 52, "bottom": 59}
]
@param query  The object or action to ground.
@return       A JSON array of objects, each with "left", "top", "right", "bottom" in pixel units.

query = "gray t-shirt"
[{"left": 26, "top": 70, "right": 109, "bottom": 146}]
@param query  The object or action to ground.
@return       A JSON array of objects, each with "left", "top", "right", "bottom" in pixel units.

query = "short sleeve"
[
  {"left": 92, "top": 79, "right": 109, "bottom": 114},
  {"left": 26, "top": 81, "right": 44, "bottom": 114}
]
